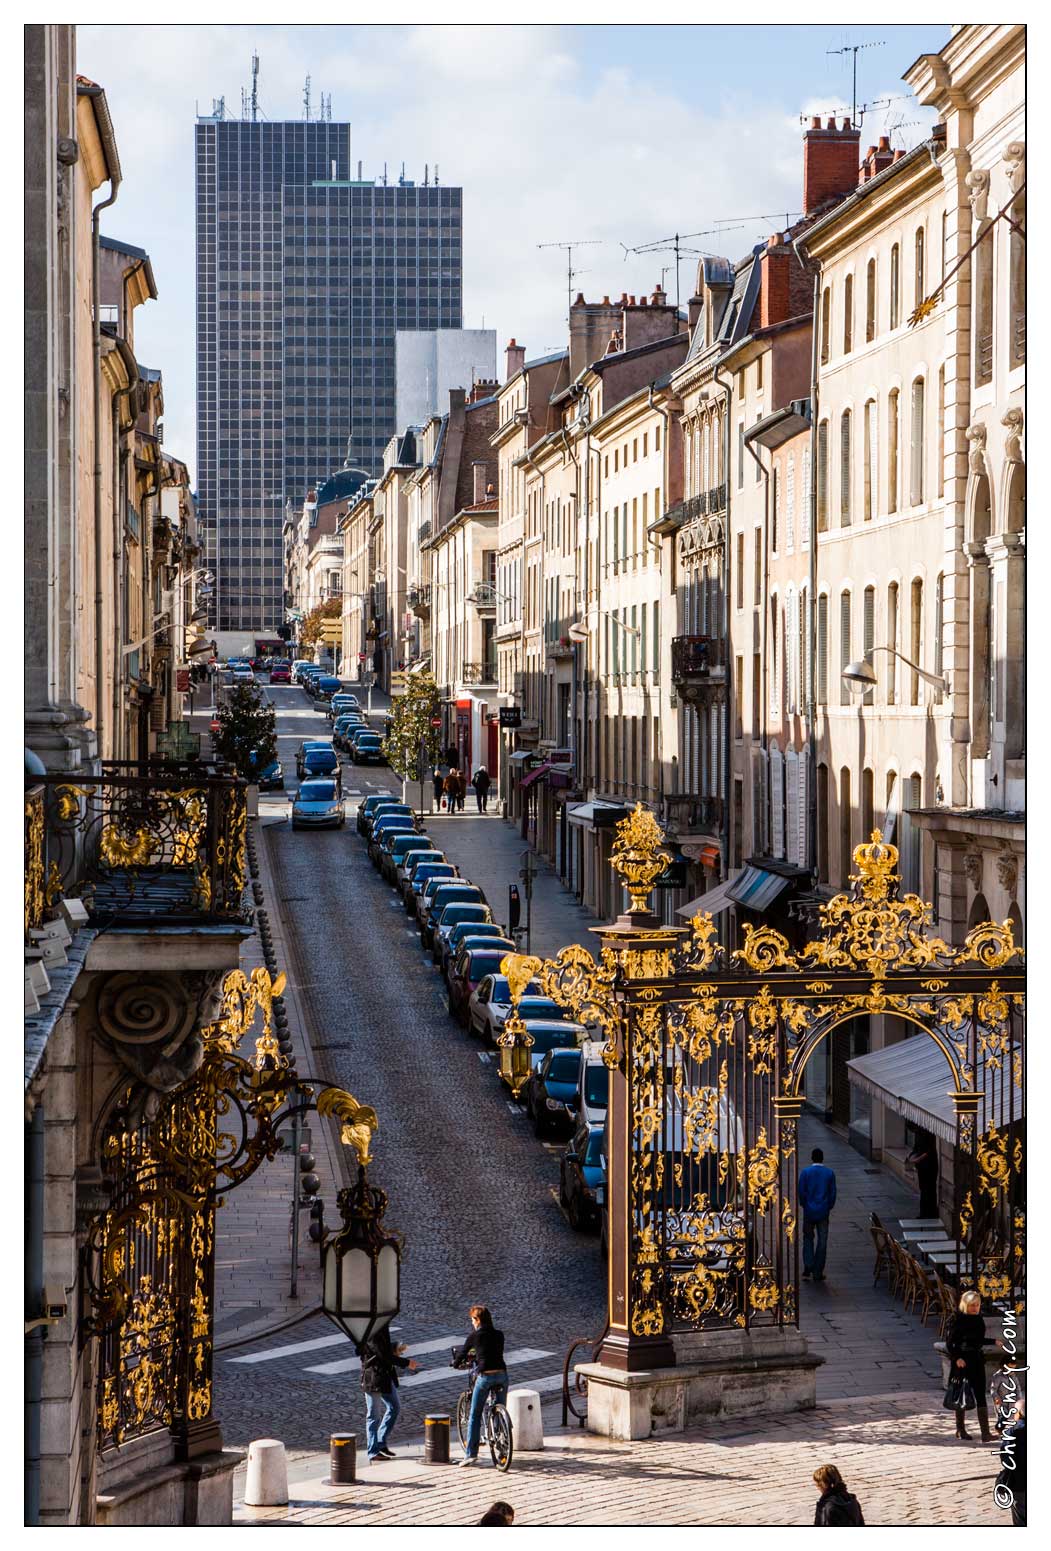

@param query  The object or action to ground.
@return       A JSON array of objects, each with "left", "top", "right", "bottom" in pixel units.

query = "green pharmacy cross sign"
[{"left": 157, "top": 721, "right": 201, "bottom": 762}]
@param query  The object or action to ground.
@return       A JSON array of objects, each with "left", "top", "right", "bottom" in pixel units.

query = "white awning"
[
  {"left": 676, "top": 877, "right": 738, "bottom": 918},
  {"left": 847, "top": 1038, "right": 1024, "bottom": 1146},
  {"left": 508, "top": 750, "right": 534, "bottom": 765},
  {"left": 567, "top": 801, "right": 630, "bottom": 829},
  {"left": 728, "top": 864, "right": 791, "bottom": 912}
]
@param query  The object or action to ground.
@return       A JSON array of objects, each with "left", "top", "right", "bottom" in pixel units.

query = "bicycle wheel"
[
  {"left": 456, "top": 1389, "right": 471, "bottom": 1450},
  {"left": 488, "top": 1404, "right": 513, "bottom": 1472}
]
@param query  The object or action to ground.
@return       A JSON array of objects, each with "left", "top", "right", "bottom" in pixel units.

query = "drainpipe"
[
  {"left": 24, "top": 1104, "right": 45, "bottom": 1525},
  {"left": 745, "top": 431, "right": 771, "bottom": 795},
  {"left": 712, "top": 365, "right": 734, "bottom": 882},
  {"left": 84, "top": 84, "right": 121, "bottom": 760},
  {"left": 647, "top": 386, "right": 672, "bottom": 819},
  {"left": 794, "top": 236, "right": 822, "bottom": 880},
  {"left": 111, "top": 340, "right": 139, "bottom": 762}
]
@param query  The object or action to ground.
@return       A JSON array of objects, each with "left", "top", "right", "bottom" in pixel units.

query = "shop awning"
[
  {"left": 847, "top": 1038, "right": 1024, "bottom": 1146},
  {"left": 520, "top": 760, "right": 553, "bottom": 789},
  {"left": 408, "top": 656, "right": 431, "bottom": 674},
  {"left": 508, "top": 750, "right": 534, "bottom": 765},
  {"left": 567, "top": 801, "right": 630, "bottom": 829},
  {"left": 727, "top": 864, "right": 791, "bottom": 912},
  {"left": 676, "top": 877, "right": 738, "bottom": 918}
]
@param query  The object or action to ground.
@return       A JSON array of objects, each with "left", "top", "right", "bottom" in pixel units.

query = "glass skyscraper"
[{"left": 195, "top": 112, "right": 463, "bottom": 631}]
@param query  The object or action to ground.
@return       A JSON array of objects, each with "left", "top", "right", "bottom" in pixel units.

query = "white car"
[
  {"left": 573, "top": 1040, "right": 610, "bottom": 1128},
  {"left": 468, "top": 979, "right": 573, "bottom": 1044}
]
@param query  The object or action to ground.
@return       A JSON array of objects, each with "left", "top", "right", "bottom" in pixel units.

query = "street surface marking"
[
  {"left": 477, "top": 1052, "right": 491, "bottom": 1064},
  {"left": 305, "top": 1334, "right": 464, "bottom": 1377},
  {"left": 228, "top": 1332, "right": 349, "bottom": 1365},
  {"left": 398, "top": 1348, "right": 554, "bottom": 1389},
  {"left": 506, "top": 1102, "right": 523, "bottom": 1115}
]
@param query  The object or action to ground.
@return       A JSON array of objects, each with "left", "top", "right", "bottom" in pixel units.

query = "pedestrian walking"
[
  {"left": 997, "top": 1398, "right": 1026, "bottom": 1525},
  {"left": 478, "top": 1502, "right": 515, "bottom": 1525},
  {"left": 945, "top": 1289, "right": 995, "bottom": 1441},
  {"left": 444, "top": 768, "right": 461, "bottom": 815},
  {"left": 359, "top": 1325, "right": 417, "bottom": 1462},
  {"left": 812, "top": 1464, "right": 864, "bottom": 1525},
  {"left": 473, "top": 765, "right": 491, "bottom": 813},
  {"left": 452, "top": 1304, "right": 508, "bottom": 1466},
  {"left": 798, "top": 1147, "right": 836, "bottom": 1283},
  {"left": 456, "top": 769, "right": 467, "bottom": 812},
  {"left": 433, "top": 767, "right": 445, "bottom": 809},
  {"left": 905, "top": 1128, "right": 939, "bottom": 1218}
]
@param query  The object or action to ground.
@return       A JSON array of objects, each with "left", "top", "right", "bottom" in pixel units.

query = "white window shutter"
[
  {"left": 786, "top": 457, "right": 796, "bottom": 552},
  {"left": 769, "top": 598, "right": 780, "bottom": 717},
  {"left": 797, "top": 755, "right": 809, "bottom": 871},
  {"left": 786, "top": 749, "right": 800, "bottom": 864},
  {"left": 771, "top": 746, "right": 785, "bottom": 859},
  {"left": 801, "top": 446, "right": 812, "bottom": 547},
  {"left": 787, "top": 589, "right": 798, "bottom": 714}
]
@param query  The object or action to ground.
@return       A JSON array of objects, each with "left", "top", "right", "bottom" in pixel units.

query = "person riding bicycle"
[{"left": 452, "top": 1304, "right": 508, "bottom": 1466}]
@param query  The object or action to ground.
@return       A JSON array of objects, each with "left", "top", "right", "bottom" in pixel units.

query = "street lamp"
[
  {"left": 320, "top": 1166, "right": 402, "bottom": 1351},
  {"left": 842, "top": 647, "right": 947, "bottom": 694},
  {"left": 497, "top": 952, "right": 541, "bottom": 1099}
]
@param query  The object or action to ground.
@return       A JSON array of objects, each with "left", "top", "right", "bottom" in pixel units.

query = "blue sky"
[{"left": 78, "top": 23, "right": 949, "bottom": 480}]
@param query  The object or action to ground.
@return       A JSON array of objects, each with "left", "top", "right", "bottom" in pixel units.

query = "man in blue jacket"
[{"left": 798, "top": 1147, "right": 837, "bottom": 1282}]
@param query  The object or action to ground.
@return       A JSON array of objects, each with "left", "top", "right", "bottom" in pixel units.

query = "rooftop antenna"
[
  {"left": 383, "top": 161, "right": 388, "bottom": 186},
  {"left": 424, "top": 163, "right": 429, "bottom": 186},
  {"left": 537, "top": 239, "right": 603, "bottom": 323},
  {"left": 251, "top": 51, "right": 259, "bottom": 121},
  {"left": 435, "top": 164, "right": 439, "bottom": 185},
  {"left": 826, "top": 40, "right": 885, "bottom": 131},
  {"left": 623, "top": 227, "right": 742, "bottom": 313},
  {"left": 240, "top": 86, "right": 248, "bottom": 119},
  {"left": 303, "top": 74, "right": 311, "bottom": 122}
]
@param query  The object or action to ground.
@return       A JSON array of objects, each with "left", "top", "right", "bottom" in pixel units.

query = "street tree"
[
  {"left": 213, "top": 682, "right": 278, "bottom": 781},
  {"left": 299, "top": 598, "right": 341, "bottom": 650},
  {"left": 383, "top": 671, "right": 441, "bottom": 781}
]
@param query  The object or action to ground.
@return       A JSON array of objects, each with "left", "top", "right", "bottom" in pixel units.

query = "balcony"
[
  {"left": 408, "top": 583, "right": 432, "bottom": 618},
  {"left": 469, "top": 582, "right": 498, "bottom": 613},
  {"left": 671, "top": 634, "right": 727, "bottom": 705},
  {"left": 31, "top": 771, "right": 249, "bottom": 927},
  {"left": 462, "top": 660, "right": 497, "bottom": 686},
  {"left": 662, "top": 792, "right": 725, "bottom": 837}
]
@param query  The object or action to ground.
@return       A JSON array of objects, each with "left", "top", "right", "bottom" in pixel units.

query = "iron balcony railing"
[
  {"left": 470, "top": 582, "right": 498, "bottom": 609},
  {"left": 671, "top": 634, "right": 725, "bottom": 680},
  {"left": 408, "top": 583, "right": 432, "bottom": 614},
  {"left": 662, "top": 791, "right": 725, "bottom": 835},
  {"left": 462, "top": 660, "right": 497, "bottom": 685},
  {"left": 32, "top": 771, "right": 249, "bottom": 927}
]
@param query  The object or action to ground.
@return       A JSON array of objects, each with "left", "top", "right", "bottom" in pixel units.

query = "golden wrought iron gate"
[{"left": 503, "top": 813, "right": 1025, "bottom": 1372}]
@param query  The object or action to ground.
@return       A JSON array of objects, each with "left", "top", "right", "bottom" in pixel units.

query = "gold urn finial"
[{"left": 611, "top": 802, "right": 670, "bottom": 917}]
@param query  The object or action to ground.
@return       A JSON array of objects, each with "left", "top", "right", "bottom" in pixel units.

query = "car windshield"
[
  {"left": 300, "top": 781, "right": 336, "bottom": 801},
  {"left": 518, "top": 998, "right": 567, "bottom": 1021},
  {"left": 484, "top": 976, "right": 539, "bottom": 1003},
  {"left": 454, "top": 923, "right": 503, "bottom": 940},
  {"left": 305, "top": 752, "right": 336, "bottom": 767},
  {"left": 357, "top": 735, "right": 381, "bottom": 746},
  {"left": 466, "top": 952, "right": 508, "bottom": 980},
  {"left": 415, "top": 864, "right": 453, "bottom": 881},
  {"left": 584, "top": 1130, "right": 605, "bottom": 1167},
  {"left": 440, "top": 904, "right": 488, "bottom": 927},
  {"left": 548, "top": 1052, "right": 581, "bottom": 1084},
  {"left": 583, "top": 1064, "right": 610, "bottom": 1108},
  {"left": 529, "top": 1028, "right": 575, "bottom": 1056},
  {"left": 430, "top": 886, "right": 479, "bottom": 906}
]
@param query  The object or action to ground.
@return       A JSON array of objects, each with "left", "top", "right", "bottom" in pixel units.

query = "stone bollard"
[
  {"left": 507, "top": 1389, "right": 544, "bottom": 1450},
  {"left": 244, "top": 1438, "right": 289, "bottom": 1506}
]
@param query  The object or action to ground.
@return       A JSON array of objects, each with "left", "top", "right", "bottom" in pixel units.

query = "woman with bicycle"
[{"left": 452, "top": 1305, "right": 509, "bottom": 1467}]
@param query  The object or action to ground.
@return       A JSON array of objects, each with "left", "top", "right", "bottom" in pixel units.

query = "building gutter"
[
  {"left": 792, "top": 237, "right": 822, "bottom": 878},
  {"left": 712, "top": 364, "right": 734, "bottom": 881}
]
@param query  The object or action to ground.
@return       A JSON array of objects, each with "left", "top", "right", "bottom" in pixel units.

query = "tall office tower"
[{"left": 195, "top": 108, "right": 463, "bottom": 631}]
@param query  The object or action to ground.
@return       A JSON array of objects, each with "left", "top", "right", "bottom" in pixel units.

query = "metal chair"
[{"left": 869, "top": 1218, "right": 893, "bottom": 1287}]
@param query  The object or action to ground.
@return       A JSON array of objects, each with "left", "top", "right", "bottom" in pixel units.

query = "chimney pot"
[
  {"left": 507, "top": 337, "right": 517, "bottom": 347},
  {"left": 866, "top": 145, "right": 877, "bottom": 159},
  {"left": 574, "top": 291, "right": 586, "bottom": 305},
  {"left": 639, "top": 294, "right": 647, "bottom": 306},
  {"left": 826, "top": 116, "right": 836, "bottom": 130},
  {"left": 504, "top": 338, "right": 526, "bottom": 379},
  {"left": 602, "top": 295, "right": 610, "bottom": 304},
  {"left": 767, "top": 232, "right": 780, "bottom": 249},
  {"left": 840, "top": 117, "right": 852, "bottom": 132},
  {"left": 620, "top": 292, "right": 628, "bottom": 304},
  {"left": 878, "top": 135, "right": 890, "bottom": 151},
  {"left": 810, "top": 114, "right": 822, "bottom": 130}
]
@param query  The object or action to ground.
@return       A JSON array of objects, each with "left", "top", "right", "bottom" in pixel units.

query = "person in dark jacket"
[
  {"left": 452, "top": 1304, "right": 508, "bottom": 1465},
  {"left": 444, "top": 769, "right": 461, "bottom": 815},
  {"left": 812, "top": 1463, "right": 865, "bottom": 1525},
  {"left": 359, "top": 1325, "right": 417, "bottom": 1461},
  {"left": 433, "top": 767, "right": 445, "bottom": 808},
  {"left": 478, "top": 1501, "right": 515, "bottom": 1525},
  {"left": 473, "top": 766, "right": 491, "bottom": 812},
  {"left": 906, "top": 1128, "right": 939, "bottom": 1218},
  {"left": 798, "top": 1148, "right": 837, "bottom": 1282},
  {"left": 997, "top": 1397, "right": 1025, "bottom": 1525},
  {"left": 946, "top": 1289, "right": 995, "bottom": 1441}
]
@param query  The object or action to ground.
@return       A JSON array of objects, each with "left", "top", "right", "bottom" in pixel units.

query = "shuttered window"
[
  {"left": 799, "top": 587, "right": 809, "bottom": 718},
  {"left": 786, "top": 456, "right": 796, "bottom": 552},
  {"left": 787, "top": 589, "right": 798, "bottom": 714},
  {"left": 910, "top": 578, "right": 923, "bottom": 705},
  {"left": 840, "top": 410, "right": 852, "bottom": 525},
  {"left": 801, "top": 446, "right": 812, "bottom": 547},
  {"left": 890, "top": 242, "right": 900, "bottom": 329},
  {"left": 839, "top": 591, "right": 852, "bottom": 705},
  {"left": 863, "top": 585, "right": 875, "bottom": 705},
  {"left": 863, "top": 399, "right": 877, "bottom": 521},
  {"left": 914, "top": 226, "right": 925, "bottom": 309},
  {"left": 736, "top": 532, "right": 744, "bottom": 610},
  {"left": 753, "top": 527, "right": 762, "bottom": 606},
  {"left": 887, "top": 582, "right": 899, "bottom": 704},
  {"left": 839, "top": 767, "right": 852, "bottom": 887},
  {"left": 843, "top": 272, "right": 853, "bottom": 354},
  {"left": 771, "top": 746, "right": 785, "bottom": 858},
  {"left": 771, "top": 466, "right": 780, "bottom": 552},
  {"left": 910, "top": 378, "right": 925, "bottom": 507},
  {"left": 866, "top": 258, "right": 876, "bottom": 341},
  {"left": 887, "top": 388, "right": 899, "bottom": 514},
  {"left": 797, "top": 756, "right": 809, "bottom": 871},
  {"left": 770, "top": 597, "right": 780, "bottom": 718},
  {"left": 816, "top": 422, "right": 829, "bottom": 532},
  {"left": 820, "top": 287, "right": 831, "bottom": 363},
  {"left": 817, "top": 593, "right": 829, "bottom": 705},
  {"left": 786, "top": 750, "right": 800, "bottom": 863}
]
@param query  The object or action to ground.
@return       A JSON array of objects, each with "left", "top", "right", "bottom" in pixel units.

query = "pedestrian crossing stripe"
[
  {"left": 303, "top": 1334, "right": 461, "bottom": 1377},
  {"left": 228, "top": 1332, "right": 556, "bottom": 1387},
  {"left": 227, "top": 1331, "right": 349, "bottom": 1365}
]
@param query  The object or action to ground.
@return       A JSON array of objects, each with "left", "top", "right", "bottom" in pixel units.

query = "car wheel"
[
  {"left": 567, "top": 1191, "right": 584, "bottom": 1232},
  {"left": 532, "top": 1105, "right": 546, "bottom": 1138}
]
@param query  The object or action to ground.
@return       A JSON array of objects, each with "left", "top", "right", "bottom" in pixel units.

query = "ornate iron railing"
[
  {"left": 671, "top": 634, "right": 725, "bottom": 680},
  {"left": 662, "top": 792, "right": 725, "bottom": 835},
  {"left": 25, "top": 785, "right": 47, "bottom": 937},
  {"left": 38, "top": 772, "right": 248, "bottom": 925},
  {"left": 462, "top": 660, "right": 497, "bottom": 685},
  {"left": 470, "top": 582, "right": 498, "bottom": 609}
]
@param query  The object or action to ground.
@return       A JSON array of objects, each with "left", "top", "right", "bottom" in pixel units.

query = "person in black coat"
[
  {"left": 812, "top": 1464, "right": 864, "bottom": 1525},
  {"left": 946, "top": 1289, "right": 995, "bottom": 1441},
  {"left": 360, "top": 1324, "right": 417, "bottom": 1461},
  {"left": 906, "top": 1129, "right": 939, "bottom": 1218},
  {"left": 473, "top": 766, "right": 491, "bottom": 813}
]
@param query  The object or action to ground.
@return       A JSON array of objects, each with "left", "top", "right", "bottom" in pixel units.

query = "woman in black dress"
[{"left": 946, "top": 1289, "right": 995, "bottom": 1441}]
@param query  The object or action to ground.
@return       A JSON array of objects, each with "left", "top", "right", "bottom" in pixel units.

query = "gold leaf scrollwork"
[
  {"left": 977, "top": 1124, "right": 1010, "bottom": 1202},
  {"left": 611, "top": 802, "right": 670, "bottom": 914},
  {"left": 735, "top": 923, "right": 797, "bottom": 973},
  {"left": 99, "top": 824, "right": 154, "bottom": 868},
  {"left": 316, "top": 1088, "right": 379, "bottom": 1167},
  {"left": 746, "top": 988, "right": 778, "bottom": 1075},
  {"left": 740, "top": 1127, "right": 780, "bottom": 1215},
  {"left": 960, "top": 918, "right": 1024, "bottom": 970},
  {"left": 748, "top": 1256, "right": 781, "bottom": 1312}
]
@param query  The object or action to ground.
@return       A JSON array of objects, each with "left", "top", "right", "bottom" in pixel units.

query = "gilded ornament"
[
  {"left": 748, "top": 1258, "right": 781, "bottom": 1312},
  {"left": 735, "top": 923, "right": 797, "bottom": 973},
  {"left": 960, "top": 918, "right": 1023, "bottom": 970},
  {"left": 610, "top": 802, "right": 670, "bottom": 914},
  {"left": 316, "top": 1087, "right": 379, "bottom": 1167},
  {"left": 99, "top": 824, "right": 154, "bottom": 868}
]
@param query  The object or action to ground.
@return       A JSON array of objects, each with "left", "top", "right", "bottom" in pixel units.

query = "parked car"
[
  {"left": 432, "top": 902, "right": 493, "bottom": 967},
  {"left": 368, "top": 817, "right": 417, "bottom": 867},
  {"left": 314, "top": 675, "right": 343, "bottom": 702},
  {"left": 404, "top": 859, "right": 457, "bottom": 910},
  {"left": 469, "top": 991, "right": 571, "bottom": 1045},
  {"left": 559, "top": 1121, "right": 606, "bottom": 1231},
  {"left": 358, "top": 796, "right": 409, "bottom": 838},
  {"left": 300, "top": 667, "right": 323, "bottom": 695},
  {"left": 289, "top": 777, "right": 345, "bottom": 830},
  {"left": 497, "top": 1020, "right": 585, "bottom": 1094},
  {"left": 268, "top": 662, "right": 291, "bottom": 684},
  {"left": 255, "top": 759, "right": 284, "bottom": 791},
  {"left": 382, "top": 833, "right": 436, "bottom": 884},
  {"left": 232, "top": 666, "right": 255, "bottom": 683},
  {"left": 447, "top": 943, "right": 519, "bottom": 1023},
  {"left": 525, "top": 1047, "right": 583, "bottom": 1137},
  {"left": 466, "top": 974, "right": 542, "bottom": 1041},
  {"left": 419, "top": 881, "right": 486, "bottom": 946},
  {"left": 301, "top": 747, "right": 340, "bottom": 781},
  {"left": 351, "top": 731, "right": 385, "bottom": 765},
  {"left": 327, "top": 693, "right": 360, "bottom": 720},
  {"left": 295, "top": 739, "right": 334, "bottom": 779},
  {"left": 440, "top": 922, "right": 513, "bottom": 981},
  {"left": 332, "top": 717, "right": 363, "bottom": 752},
  {"left": 395, "top": 843, "right": 443, "bottom": 890},
  {"left": 573, "top": 1040, "right": 610, "bottom": 1128}
]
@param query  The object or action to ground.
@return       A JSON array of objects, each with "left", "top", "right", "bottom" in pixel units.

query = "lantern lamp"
[{"left": 320, "top": 1167, "right": 401, "bottom": 1350}]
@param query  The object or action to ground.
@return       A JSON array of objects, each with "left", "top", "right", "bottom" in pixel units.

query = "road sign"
[
  {"left": 499, "top": 706, "right": 522, "bottom": 729},
  {"left": 430, "top": 716, "right": 442, "bottom": 727},
  {"left": 358, "top": 653, "right": 366, "bottom": 662}
]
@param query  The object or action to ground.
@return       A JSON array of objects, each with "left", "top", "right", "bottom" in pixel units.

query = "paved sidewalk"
[
  {"left": 211, "top": 813, "right": 347, "bottom": 1351},
  {"left": 235, "top": 1390, "right": 1005, "bottom": 1526}
]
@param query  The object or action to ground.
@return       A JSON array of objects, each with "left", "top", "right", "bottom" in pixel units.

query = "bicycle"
[{"left": 451, "top": 1352, "right": 513, "bottom": 1471}]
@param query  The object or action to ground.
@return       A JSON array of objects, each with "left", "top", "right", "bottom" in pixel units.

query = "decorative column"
[
  {"left": 985, "top": 531, "right": 1025, "bottom": 762},
  {"left": 965, "top": 540, "right": 991, "bottom": 764}
]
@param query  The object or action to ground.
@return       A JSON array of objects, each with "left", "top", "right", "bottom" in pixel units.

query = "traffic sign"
[{"left": 430, "top": 716, "right": 442, "bottom": 727}]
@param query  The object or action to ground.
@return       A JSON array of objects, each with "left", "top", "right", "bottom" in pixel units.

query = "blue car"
[
  {"left": 525, "top": 1047, "right": 583, "bottom": 1137},
  {"left": 289, "top": 777, "right": 346, "bottom": 830},
  {"left": 559, "top": 1121, "right": 606, "bottom": 1232},
  {"left": 255, "top": 758, "right": 284, "bottom": 791},
  {"left": 301, "top": 747, "right": 340, "bottom": 780}
]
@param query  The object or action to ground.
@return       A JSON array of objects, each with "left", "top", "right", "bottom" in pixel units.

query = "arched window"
[
  {"left": 839, "top": 590, "right": 852, "bottom": 706},
  {"left": 863, "top": 398, "right": 877, "bottom": 521},
  {"left": 820, "top": 286, "right": 831, "bottom": 364},
  {"left": 817, "top": 593, "right": 829, "bottom": 706},
  {"left": 890, "top": 243, "right": 900, "bottom": 329},
  {"left": 863, "top": 585, "right": 875, "bottom": 705},
  {"left": 840, "top": 409, "right": 852, "bottom": 526},
  {"left": 914, "top": 226, "right": 925, "bottom": 309},
  {"left": 887, "top": 388, "right": 899, "bottom": 514},
  {"left": 817, "top": 763, "right": 829, "bottom": 881},
  {"left": 1005, "top": 461, "right": 1025, "bottom": 534},
  {"left": 865, "top": 258, "right": 876, "bottom": 341},
  {"left": 862, "top": 767, "right": 874, "bottom": 838},
  {"left": 973, "top": 220, "right": 993, "bottom": 386},
  {"left": 839, "top": 767, "right": 852, "bottom": 887},
  {"left": 843, "top": 272, "right": 853, "bottom": 354},
  {"left": 968, "top": 891, "right": 990, "bottom": 930},
  {"left": 1008, "top": 899, "right": 1024, "bottom": 945},
  {"left": 910, "top": 378, "right": 925, "bottom": 507},
  {"left": 909, "top": 578, "right": 923, "bottom": 705},
  {"left": 887, "top": 581, "right": 899, "bottom": 705},
  {"left": 901, "top": 773, "right": 922, "bottom": 894}
]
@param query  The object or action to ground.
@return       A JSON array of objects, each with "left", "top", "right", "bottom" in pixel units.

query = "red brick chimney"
[
  {"left": 472, "top": 460, "right": 490, "bottom": 504},
  {"left": 759, "top": 233, "right": 791, "bottom": 328},
  {"left": 860, "top": 135, "right": 895, "bottom": 183},
  {"left": 468, "top": 377, "right": 497, "bottom": 404},
  {"left": 505, "top": 338, "right": 526, "bottom": 380},
  {"left": 802, "top": 114, "right": 862, "bottom": 216}
]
